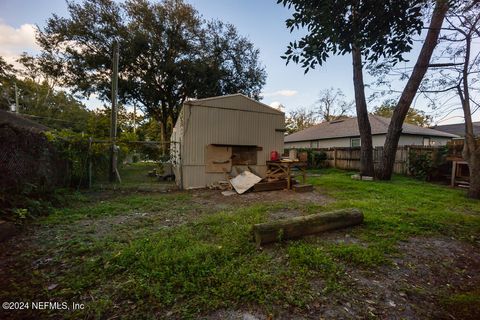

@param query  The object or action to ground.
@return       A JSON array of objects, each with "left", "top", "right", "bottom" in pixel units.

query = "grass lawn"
[
  {"left": 1, "top": 169, "right": 479, "bottom": 319},
  {"left": 93, "top": 161, "right": 176, "bottom": 192}
]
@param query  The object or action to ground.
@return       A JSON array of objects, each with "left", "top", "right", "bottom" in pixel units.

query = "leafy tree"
[
  {"left": 278, "top": 0, "right": 426, "bottom": 176},
  {"left": 420, "top": 1, "right": 480, "bottom": 198},
  {"left": 0, "top": 54, "right": 93, "bottom": 132},
  {"left": 194, "top": 20, "right": 266, "bottom": 100},
  {"left": 82, "top": 105, "right": 140, "bottom": 139},
  {"left": 0, "top": 57, "right": 15, "bottom": 80},
  {"left": 373, "top": 101, "right": 432, "bottom": 127},
  {"left": 15, "top": 54, "right": 93, "bottom": 132},
  {"left": 0, "top": 57, "right": 17, "bottom": 110},
  {"left": 316, "top": 88, "right": 353, "bottom": 122},
  {"left": 378, "top": 0, "right": 449, "bottom": 180},
  {"left": 137, "top": 118, "right": 163, "bottom": 141},
  {"left": 285, "top": 107, "right": 318, "bottom": 134},
  {"left": 37, "top": 0, "right": 266, "bottom": 141}
]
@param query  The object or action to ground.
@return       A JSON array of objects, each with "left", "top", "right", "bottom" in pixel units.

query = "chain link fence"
[
  {"left": 0, "top": 123, "right": 68, "bottom": 216},
  {"left": 86, "top": 140, "right": 180, "bottom": 191},
  {"left": 1, "top": 124, "right": 181, "bottom": 217}
]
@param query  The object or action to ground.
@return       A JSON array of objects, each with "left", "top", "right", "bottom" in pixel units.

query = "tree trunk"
[
  {"left": 378, "top": 0, "right": 449, "bottom": 180},
  {"left": 160, "top": 117, "right": 168, "bottom": 154},
  {"left": 468, "top": 152, "right": 480, "bottom": 199},
  {"left": 458, "top": 32, "right": 480, "bottom": 199},
  {"left": 252, "top": 208, "right": 363, "bottom": 247},
  {"left": 351, "top": 46, "right": 374, "bottom": 176}
]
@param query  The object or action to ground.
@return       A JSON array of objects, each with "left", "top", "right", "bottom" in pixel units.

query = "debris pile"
[{"left": 211, "top": 163, "right": 314, "bottom": 196}]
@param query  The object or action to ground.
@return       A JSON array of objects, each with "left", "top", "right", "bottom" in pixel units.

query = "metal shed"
[{"left": 171, "top": 94, "right": 285, "bottom": 189}]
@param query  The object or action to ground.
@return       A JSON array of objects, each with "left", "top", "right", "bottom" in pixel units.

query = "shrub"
[
  {"left": 408, "top": 150, "right": 433, "bottom": 180},
  {"left": 284, "top": 148, "right": 328, "bottom": 168}
]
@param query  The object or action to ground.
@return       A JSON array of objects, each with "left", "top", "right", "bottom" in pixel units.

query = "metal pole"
[
  {"left": 133, "top": 103, "right": 136, "bottom": 133},
  {"left": 109, "top": 41, "right": 120, "bottom": 182},
  {"left": 88, "top": 137, "right": 93, "bottom": 189},
  {"left": 14, "top": 82, "right": 19, "bottom": 113}
]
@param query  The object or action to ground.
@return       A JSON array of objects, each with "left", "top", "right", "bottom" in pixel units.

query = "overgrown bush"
[
  {"left": 310, "top": 150, "right": 327, "bottom": 168},
  {"left": 284, "top": 148, "right": 328, "bottom": 168},
  {"left": 408, "top": 147, "right": 449, "bottom": 181},
  {"left": 46, "top": 130, "right": 113, "bottom": 187},
  {"left": 409, "top": 150, "right": 433, "bottom": 180}
]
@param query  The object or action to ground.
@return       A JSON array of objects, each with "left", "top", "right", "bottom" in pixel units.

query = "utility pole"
[
  {"left": 14, "top": 82, "right": 19, "bottom": 113},
  {"left": 133, "top": 103, "right": 136, "bottom": 134},
  {"left": 109, "top": 40, "right": 121, "bottom": 183}
]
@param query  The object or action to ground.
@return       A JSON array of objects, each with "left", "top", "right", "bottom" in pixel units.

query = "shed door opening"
[
  {"left": 205, "top": 144, "right": 258, "bottom": 173},
  {"left": 231, "top": 146, "right": 258, "bottom": 165}
]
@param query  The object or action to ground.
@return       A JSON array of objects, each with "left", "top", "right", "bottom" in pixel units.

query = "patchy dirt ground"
[
  {"left": 189, "top": 188, "right": 331, "bottom": 209},
  {"left": 1, "top": 187, "right": 479, "bottom": 320},
  {"left": 205, "top": 236, "right": 480, "bottom": 320},
  {"left": 312, "top": 236, "right": 480, "bottom": 320},
  {"left": 81, "top": 189, "right": 331, "bottom": 240}
]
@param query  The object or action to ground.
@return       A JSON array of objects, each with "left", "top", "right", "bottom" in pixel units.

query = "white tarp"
[{"left": 229, "top": 171, "right": 262, "bottom": 194}]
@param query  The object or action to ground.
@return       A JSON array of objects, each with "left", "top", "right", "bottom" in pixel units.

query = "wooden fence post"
[
  {"left": 333, "top": 148, "right": 337, "bottom": 168},
  {"left": 406, "top": 146, "right": 410, "bottom": 175}
]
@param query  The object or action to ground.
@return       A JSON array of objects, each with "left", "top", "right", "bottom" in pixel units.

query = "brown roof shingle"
[
  {"left": 431, "top": 121, "right": 480, "bottom": 137},
  {"left": 285, "top": 115, "right": 458, "bottom": 142}
]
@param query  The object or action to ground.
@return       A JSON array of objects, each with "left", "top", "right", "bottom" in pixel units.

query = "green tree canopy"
[
  {"left": 372, "top": 101, "right": 432, "bottom": 127},
  {"left": 278, "top": 0, "right": 425, "bottom": 72},
  {"left": 0, "top": 57, "right": 16, "bottom": 110},
  {"left": 0, "top": 55, "right": 93, "bottom": 132},
  {"left": 37, "top": 0, "right": 266, "bottom": 140}
]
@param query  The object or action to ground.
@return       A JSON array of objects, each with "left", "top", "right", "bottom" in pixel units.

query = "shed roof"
[
  {"left": 285, "top": 115, "right": 459, "bottom": 142},
  {"left": 431, "top": 121, "right": 480, "bottom": 137},
  {"left": 184, "top": 93, "right": 284, "bottom": 115}
]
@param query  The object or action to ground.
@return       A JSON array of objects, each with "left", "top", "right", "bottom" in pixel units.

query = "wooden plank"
[
  {"left": 293, "top": 184, "right": 314, "bottom": 193},
  {"left": 205, "top": 145, "right": 232, "bottom": 173},
  {"left": 253, "top": 179, "right": 288, "bottom": 192},
  {"left": 451, "top": 160, "right": 457, "bottom": 187},
  {"left": 252, "top": 208, "right": 364, "bottom": 247}
]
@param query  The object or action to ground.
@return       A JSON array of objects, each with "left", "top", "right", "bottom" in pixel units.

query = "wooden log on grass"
[{"left": 252, "top": 208, "right": 363, "bottom": 247}]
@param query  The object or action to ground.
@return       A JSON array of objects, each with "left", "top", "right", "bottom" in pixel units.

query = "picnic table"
[{"left": 266, "top": 160, "right": 307, "bottom": 189}]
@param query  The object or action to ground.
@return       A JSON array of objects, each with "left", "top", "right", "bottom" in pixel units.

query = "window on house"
[
  {"left": 423, "top": 137, "right": 431, "bottom": 146},
  {"left": 350, "top": 138, "right": 360, "bottom": 147},
  {"left": 308, "top": 141, "right": 320, "bottom": 148}
]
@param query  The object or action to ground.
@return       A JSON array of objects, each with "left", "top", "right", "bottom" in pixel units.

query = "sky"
[{"left": 0, "top": 0, "right": 477, "bottom": 125}]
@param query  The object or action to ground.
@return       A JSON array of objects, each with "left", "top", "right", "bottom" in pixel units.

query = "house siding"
[{"left": 285, "top": 134, "right": 452, "bottom": 150}]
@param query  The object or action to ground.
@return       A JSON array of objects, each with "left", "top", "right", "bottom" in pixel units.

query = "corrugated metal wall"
[
  {"left": 176, "top": 94, "right": 284, "bottom": 189},
  {"left": 171, "top": 108, "right": 184, "bottom": 187}
]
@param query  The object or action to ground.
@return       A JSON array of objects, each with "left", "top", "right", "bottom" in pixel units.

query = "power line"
[{"left": 19, "top": 113, "right": 79, "bottom": 124}]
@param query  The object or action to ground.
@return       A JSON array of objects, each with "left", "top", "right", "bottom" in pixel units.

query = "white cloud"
[
  {"left": 0, "top": 21, "right": 40, "bottom": 64},
  {"left": 269, "top": 101, "right": 285, "bottom": 111},
  {"left": 263, "top": 89, "right": 298, "bottom": 98}
]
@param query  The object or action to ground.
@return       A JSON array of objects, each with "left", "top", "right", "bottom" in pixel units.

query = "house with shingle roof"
[
  {"left": 284, "top": 115, "right": 458, "bottom": 149},
  {"left": 431, "top": 121, "right": 480, "bottom": 138}
]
